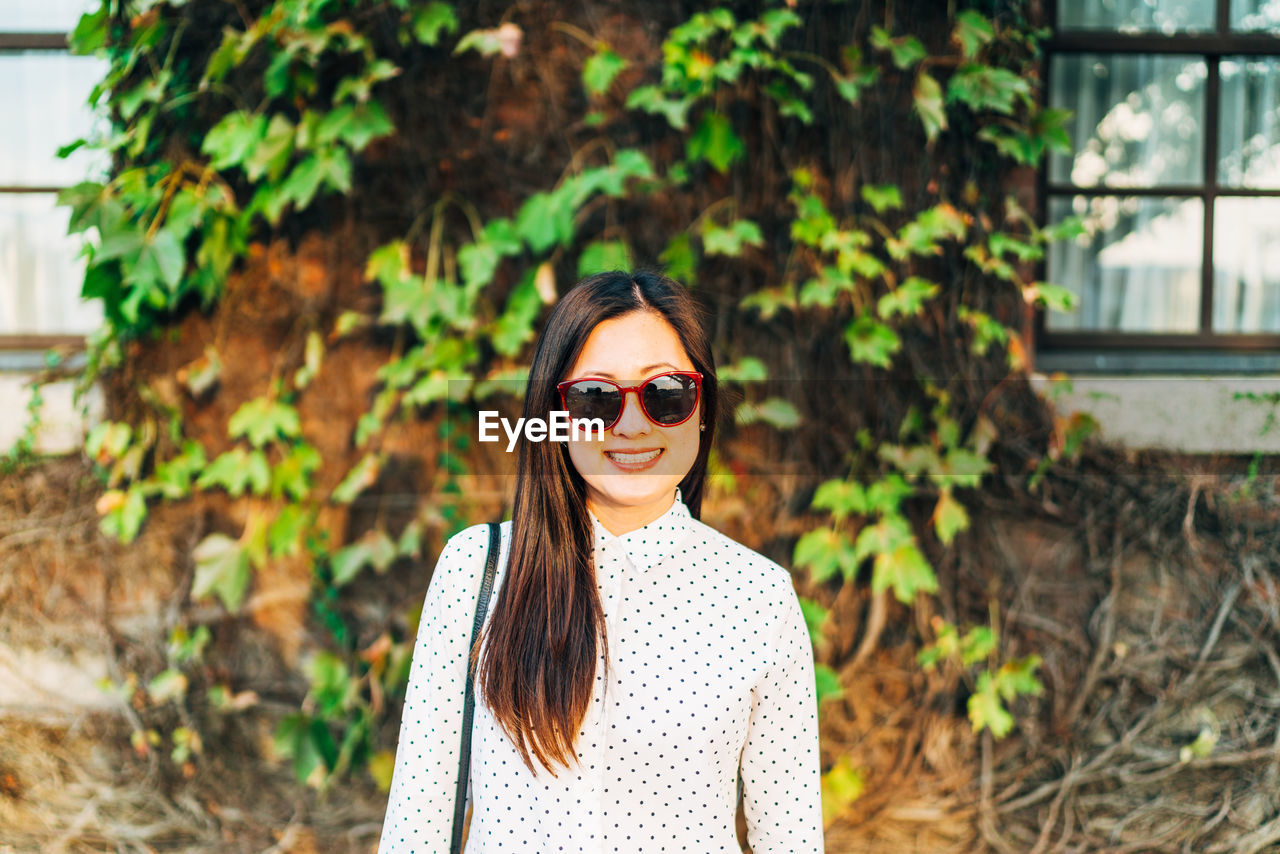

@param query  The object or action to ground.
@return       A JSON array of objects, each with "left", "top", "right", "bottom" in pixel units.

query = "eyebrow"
[{"left": 575, "top": 362, "right": 681, "bottom": 379}]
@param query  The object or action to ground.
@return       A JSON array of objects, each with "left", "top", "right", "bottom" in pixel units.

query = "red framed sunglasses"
[{"left": 556, "top": 371, "right": 703, "bottom": 431}]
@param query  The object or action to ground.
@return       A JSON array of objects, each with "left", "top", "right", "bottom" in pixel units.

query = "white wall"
[
  {"left": 0, "top": 368, "right": 100, "bottom": 456},
  {"left": 1030, "top": 374, "right": 1280, "bottom": 454}
]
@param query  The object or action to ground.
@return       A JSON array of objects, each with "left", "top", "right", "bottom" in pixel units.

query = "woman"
[{"left": 379, "top": 270, "right": 823, "bottom": 852}]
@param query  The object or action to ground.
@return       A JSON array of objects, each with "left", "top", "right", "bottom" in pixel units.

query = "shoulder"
[
  {"left": 428, "top": 520, "right": 512, "bottom": 597},
  {"left": 684, "top": 516, "right": 800, "bottom": 605}
]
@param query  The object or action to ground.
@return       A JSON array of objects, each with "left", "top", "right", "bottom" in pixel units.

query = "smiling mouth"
[{"left": 605, "top": 448, "right": 663, "bottom": 465}]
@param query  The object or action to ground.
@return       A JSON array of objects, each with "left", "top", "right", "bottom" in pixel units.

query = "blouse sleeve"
[
  {"left": 377, "top": 523, "right": 492, "bottom": 854},
  {"left": 738, "top": 575, "right": 825, "bottom": 853}
]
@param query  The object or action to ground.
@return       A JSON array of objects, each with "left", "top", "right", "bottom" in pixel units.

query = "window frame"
[
  {"left": 0, "top": 27, "right": 93, "bottom": 353},
  {"left": 1036, "top": 0, "right": 1280, "bottom": 360}
]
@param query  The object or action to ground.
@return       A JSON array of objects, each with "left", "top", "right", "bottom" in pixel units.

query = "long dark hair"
[{"left": 477, "top": 270, "right": 718, "bottom": 775}]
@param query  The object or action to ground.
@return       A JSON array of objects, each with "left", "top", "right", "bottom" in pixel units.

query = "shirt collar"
[{"left": 588, "top": 487, "right": 692, "bottom": 572}]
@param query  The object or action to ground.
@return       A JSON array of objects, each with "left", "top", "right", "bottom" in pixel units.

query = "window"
[
  {"left": 1039, "top": 0, "right": 1280, "bottom": 368},
  {"left": 0, "top": 0, "right": 106, "bottom": 350}
]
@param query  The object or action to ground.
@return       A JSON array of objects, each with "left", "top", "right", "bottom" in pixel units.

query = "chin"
[{"left": 583, "top": 474, "right": 682, "bottom": 509}]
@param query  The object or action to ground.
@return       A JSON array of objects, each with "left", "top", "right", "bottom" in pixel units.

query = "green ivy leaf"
[
  {"left": 717, "top": 357, "right": 767, "bottom": 383},
  {"left": 659, "top": 231, "right": 696, "bottom": 286},
  {"left": 913, "top": 70, "right": 947, "bottom": 143},
  {"left": 877, "top": 276, "right": 939, "bottom": 320},
  {"left": 735, "top": 397, "right": 801, "bottom": 429},
  {"left": 293, "top": 330, "right": 325, "bottom": 390},
  {"left": 739, "top": 283, "right": 797, "bottom": 320},
  {"left": 458, "top": 241, "right": 501, "bottom": 293},
  {"left": 454, "top": 24, "right": 521, "bottom": 58},
  {"left": 625, "top": 85, "right": 694, "bottom": 130},
  {"left": 969, "top": 670, "right": 1015, "bottom": 737},
  {"left": 99, "top": 486, "right": 148, "bottom": 545},
  {"left": 332, "top": 453, "right": 381, "bottom": 504},
  {"left": 334, "top": 59, "right": 400, "bottom": 104},
  {"left": 578, "top": 240, "right": 631, "bottom": 276},
  {"left": 229, "top": 398, "right": 302, "bottom": 448},
  {"left": 331, "top": 529, "right": 398, "bottom": 587},
  {"left": 860, "top": 183, "right": 902, "bottom": 214},
  {"left": 196, "top": 448, "right": 271, "bottom": 497},
  {"left": 946, "top": 64, "right": 1031, "bottom": 116},
  {"left": 989, "top": 232, "right": 1042, "bottom": 263},
  {"left": 147, "top": 668, "right": 188, "bottom": 703},
  {"left": 317, "top": 102, "right": 395, "bottom": 152},
  {"left": 811, "top": 479, "right": 868, "bottom": 521},
  {"left": 895, "top": 203, "right": 967, "bottom": 258},
  {"left": 268, "top": 504, "right": 312, "bottom": 558},
  {"left": 933, "top": 489, "right": 969, "bottom": 546},
  {"left": 870, "top": 27, "right": 926, "bottom": 70},
  {"left": 701, "top": 219, "right": 763, "bottom": 257},
  {"left": 844, "top": 314, "right": 901, "bottom": 368},
  {"left": 490, "top": 267, "right": 544, "bottom": 356},
  {"left": 687, "top": 111, "right": 745, "bottom": 174},
  {"left": 814, "top": 663, "right": 844, "bottom": 705},
  {"left": 997, "top": 655, "right": 1044, "bottom": 701},
  {"left": 936, "top": 447, "right": 994, "bottom": 489},
  {"left": 202, "top": 111, "right": 267, "bottom": 171},
  {"left": 69, "top": 3, "right": 109, "bottom": 54},
  {"left": 275, "top": 713, "right": 336, "bottom": 787},
  {"left": 272, "top": 443, "right": 322, "bottom": 501},
  {"left": 272, "top": 147, "right": 353, "bottom": 221},
  {"left": 1024, "top": 281, "right": 1078, "bottom": 313},
  {"left": 583, "top": 47, "right": 628, "bottom": 96},
  {"left": 129, "top": 229, "right": 186, "bottom": 295},
  {"left": 412, "top": 1, "right": 459, "bottom": 46},
  {"left": 961, "top": 625, "right": 997, "bottom": 666},
  {"left": 203, "top": 26, "right": 257, "bottom": 85},
  {"left": 871, "top": 540, "right": 938, "bottom": 604},
  {"left": 192, "top": 532, "right": 251, "bottom": 612},
  {"left": 952, "top": 10, "right": 995, "bottom": 60},
  {"left": 151, "top": 441, "right": 207, "bottom": 499},
  {"left": 798, "top": 596, "right": 830, "bottom": 646},
  {"left": 821, "top": 755, "right": 864, "bottom": 826},
  {"left": 245, "top": 114, "right": 295, "bottom": 183},
  {"left": 793, "top": 528, "right": 858, "bottom": 583},
  {"left": 515, "top": 191, "right": 575, "bottom": 253}
]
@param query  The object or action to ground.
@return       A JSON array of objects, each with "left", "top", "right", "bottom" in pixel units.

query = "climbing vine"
[{"left": 61, "top": 0, "right": 1080, "bottom": 824}]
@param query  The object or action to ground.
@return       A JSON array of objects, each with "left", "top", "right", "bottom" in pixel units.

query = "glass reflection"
[
  {"left": 0, "top": 52, "right": 109, "bottom": 188},
  {"left": 1219, "top": 58, "right": 1280, "bottom": 189},
  {"left": 0, "top": 194, "right": 101, "bottom": 336},
  {"left": 1050, "top": 54, "right": 1206, "bottom": 188},
  {"left": 0, "top": 0, "right": 97, "bottom": 31},
  {"left": 1231, "top": 0, "right": 1280, "bottom": 31},
  {"left": 1213, "top": 198, "right": 1280, "bottom": 333},
  {"left": 1058, "top": 0, "right": 1215, "bottom": 33},
  {"left": 1046, "top": 196, "right": 1203, "bottom": 333}
]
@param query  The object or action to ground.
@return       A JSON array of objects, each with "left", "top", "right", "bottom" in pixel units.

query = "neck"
[{"left": 586, "top": 491, "right": 676, "bottom": 536}]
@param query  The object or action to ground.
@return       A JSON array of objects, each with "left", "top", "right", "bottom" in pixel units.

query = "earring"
[{"left": 699, "top": 423, "right": 705, "bottom": 431}]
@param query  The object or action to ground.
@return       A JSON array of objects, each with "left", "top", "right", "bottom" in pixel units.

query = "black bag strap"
[{"left": 451, "top": 522, "right": 500, "bottom": 854}]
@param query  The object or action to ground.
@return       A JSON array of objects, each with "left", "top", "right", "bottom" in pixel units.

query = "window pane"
[
  {"left": 1219, "top": 58, "right": 1280, "bottom": 188},
  {"left": 0, "top": 0, "right": 98, "bottom": 32},
  {"left": 1046, "top": 195, "right": 1203, "bottom": 333},
  {"left": 1049, "top": 54, "right": 1206, "bottom": 188},
  {"left": 0, "top": 52, "right": 108, "bottom": 188},
  {"left": 1057, "top": 0, "right": 1215, "bottom": 33},
  {"left": 1230, "top": 0, "right": 1280, "bottom": 31},
  {"left": 1213, "top": 198, "right": 1280, "bottom": 332},
  {"left": 0, "top": 193, "right": 101, "bottom": 336}
]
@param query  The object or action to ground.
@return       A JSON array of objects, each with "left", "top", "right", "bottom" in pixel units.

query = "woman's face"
[{"left": 561, "top": 310, "right": 702, "bottom": 534}]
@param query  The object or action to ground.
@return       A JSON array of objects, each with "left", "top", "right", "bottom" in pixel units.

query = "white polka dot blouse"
[{"left": 377, "top": 487, "right": 824, "bottom": 852}]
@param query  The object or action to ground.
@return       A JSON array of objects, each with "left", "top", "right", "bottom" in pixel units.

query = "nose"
[{"left": 611, "top": 389, "right": 651, "bottom": 436}]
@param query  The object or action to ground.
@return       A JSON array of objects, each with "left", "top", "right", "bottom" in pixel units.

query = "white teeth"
[{"left": 606, "top": 449, "right": 662, "bottom": 464}]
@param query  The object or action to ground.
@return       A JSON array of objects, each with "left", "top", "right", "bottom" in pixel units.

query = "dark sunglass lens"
[
  {"left": 563, "top": 380, "right": 621, "bottom": 424},
  {"left": 642, "top": 375, "right": 697, "bottom": 424}
]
